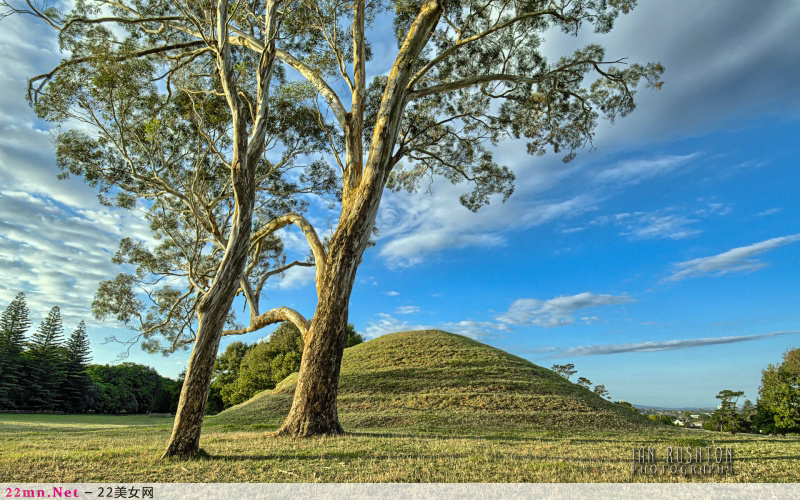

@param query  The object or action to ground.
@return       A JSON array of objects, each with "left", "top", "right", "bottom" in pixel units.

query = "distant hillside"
[{"left": 210, "top": 330, "right": 652, "bottom": 433}]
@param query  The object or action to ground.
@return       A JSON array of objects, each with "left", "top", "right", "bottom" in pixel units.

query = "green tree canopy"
[
  {"left": 27, "top": 306, "right": 67, "bottom": 409},
  {"left": 705, "top": 389, "right": 747, "bottom": 434},
  {"left": 592, "top": 384, "right": 609, "bottom": 399},
  {"left": 0, "top": 292, "right": 32, "bottom": 408},
  {"left": 62, "top": 320, "right": 93, "bottom": 412},
  {"left": 551, "top": 363, "right": 577, "bottom": 381},
  {"left": 757, "top": 347, "right": 800, "bottom": 434},
  {"left": 213, "top": 322, "right": 363, "bottom": 408},
  {"left": 87, "top": 362, "right": 174, "bottom": 414}
]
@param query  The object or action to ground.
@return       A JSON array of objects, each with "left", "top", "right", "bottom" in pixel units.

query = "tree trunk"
[
  {"left": 273, "top": 1, "right": 442, "bottom": 438},
  {"left": 275, "top": 178, "right": 383, "bottom": 436},
  {"left": 162, "top": 165, "right": 255, "bottom": 458},
  {"left": 272, "top": 300, "right": 348, "bottom": 436},
  {"left": 161, "top": 207, "right": 253, "bottom": 457},
  {"left": 161, "top": 309, "right": 225, "bottom": 457},
  {"left": 161, "top": 0, "right": 280, "bottom": 455}
]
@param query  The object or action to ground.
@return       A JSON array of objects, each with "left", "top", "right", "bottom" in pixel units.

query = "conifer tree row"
[{"left": 0, "top": 294, "right": 92, "bottom": 411}]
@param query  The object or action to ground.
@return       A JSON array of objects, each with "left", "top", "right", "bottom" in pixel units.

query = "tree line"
[
  {"left": 0, "top": 293, "right": 179, "bottom": 414},
  {"left": 706, "top": 346, "right": 800, "bottom": 435},
  {"left": 0, "top": 292, "right": 363, "bottom": 415}
]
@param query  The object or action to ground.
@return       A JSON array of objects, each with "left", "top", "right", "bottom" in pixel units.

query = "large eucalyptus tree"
[
  {"left": 264, "top": 0, "right": 663, "bottom": 438},
  {"left": 3, "top": 0, "right": 338, "bottom": 456},
  {"left": 4, "top": 0, "right": 662, "bottom": 454}
]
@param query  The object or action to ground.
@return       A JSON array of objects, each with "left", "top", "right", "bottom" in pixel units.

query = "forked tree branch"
[{"left": 250, "top": 213, "right": 327, "bottom": 294}]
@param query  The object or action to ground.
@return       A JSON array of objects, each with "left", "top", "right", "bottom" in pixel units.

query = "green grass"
[{"left": 2, "top": 330, "right": 799, "bottom": 482}]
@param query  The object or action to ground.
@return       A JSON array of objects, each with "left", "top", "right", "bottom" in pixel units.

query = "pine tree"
[
  {"left": 27, "top": 306, "right": 67, "bottom": 410},
  {"left": 62, "top": 320, "right": 92, "bottom": 412},
  {"left": 0, "top": 292, "right": 32, "bottom": 409}
]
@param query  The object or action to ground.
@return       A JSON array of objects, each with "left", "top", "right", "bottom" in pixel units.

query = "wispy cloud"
[
  {"left": 663, "top": 234, "right": 800, "bottom": 282},
  {"left": 439, "top": 320, "right": 511, "bottom": 339},
  {"left": 589, "top": 203, "right": 730, "bottom": 241},
  {"left": 552, "top": 330, "right": 800, "bottom": 357},
  {"left": 363, "top": 314, "right": 509, "bottom": 340},
  {"left": 757, "top": 208, "right": 781, "bottom": 217},
  {"left": 496, "top": 292, "right": 635, "bottom": 327},
  {"left": 623, "top": 214, "right": 701, "bottom": 240},
  {"left": 380, "top": 230, "right": 505, "bottom": 268},
  {"left": 0, "top": 190, "right": 153, "bottom": 329},
  {"left": 594, "top": 154, "right": 700, "bottom": 185},
  {"left": 268, "top": 265, "right": 316, "bottom": 290},
  {"left": 377, "top": 181, "right": 598, "bottom": 268},
  {"left": 395, "top": 305, "right": 420, "bottom": 315},
  {"left": 364, "top": 313, "right": 428, "bottom": 338}
]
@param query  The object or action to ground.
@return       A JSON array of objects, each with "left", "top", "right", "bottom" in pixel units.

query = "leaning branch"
[
  {"left": 274, "top": 48, "right": 347, "bottom": 129},
  {"left": 59, "top": 15, "right": 185, "bottom": 34},
  {"left": 175, "top": 306, "right": 310, "bottom": 346},
  {"left": 406, "top": 8, "right": 563, "bottom": 90},
  {"left": 407, "top": 57, "right": 626, "bottom": 100},
  {"left": 222, "top": 306, "right": 310, "bottom": 338},
  {"left": 250, "top": 213, "right": 327, "bottom": 293},
  {"left": 27, "top": 40, "right": 207, "bottom": 101}
]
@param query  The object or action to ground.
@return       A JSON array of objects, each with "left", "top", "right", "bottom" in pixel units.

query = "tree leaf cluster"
[{"left": 755, "top": 347, "right": 800, "bottom": 435}]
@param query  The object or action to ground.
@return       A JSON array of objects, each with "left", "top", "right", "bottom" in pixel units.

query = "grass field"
[
  {"left": 1, "top": 413, "right": 799, "bottom": 482},
  {"left": 2, "top": 331, "right": 798, "bottom": 483}
]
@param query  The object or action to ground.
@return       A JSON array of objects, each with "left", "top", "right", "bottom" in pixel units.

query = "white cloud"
[
  {"left": 377, "top": 187, "right": 597, "bottom": 267},
  {"left": 497, "top": 292, "right": 635, "bottom": 327},
  {"left": 590, "top": 202, "right": 731, "bottom": 241},
  {"left": 554, "top": 330, "right": 800, "bottom": 357},
  {"left": 380, "top": 229, "right": 505, "bottom": 268},
  {"left": 0, "top": 188, "right": 155, "bottom": 330},
  {"left": 757, "top": 208, "right": 781, "bottom": 217},
  {"left": 594, "top": 154, "right": 700, "bottom": 185},
  {"left": 664, "top": 234, "right": 800, "bottom": 282},
  {"left": 623, "top": 214, "right": 701, "bottom": 240},
  {"left": 438, "top": 320, "right": 511, "bottom": 340},
  {"left": 363, "top": 313, "right": 509, "bottom": 340},
  {"left": 395, "top": 305, "right": 420, "bottom": 315},
  {"left": 364, "top": 313, "right": 429, "bottom": 339},
  {"left": 270, "top": 265, "right": 317, "bottom": 290},
  {"left": 385, "top": 290, "right": 400, "bottom": 296}
]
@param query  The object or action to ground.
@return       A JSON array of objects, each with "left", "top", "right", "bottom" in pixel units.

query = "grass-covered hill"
[{"left": 209, "top": 330, "right": 652, "bottom": 434}]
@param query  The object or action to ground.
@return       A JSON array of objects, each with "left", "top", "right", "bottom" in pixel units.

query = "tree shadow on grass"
[
  {"left": 342, "top": 430, "right": 675, "bottom": 445},
  {"left": 199, "top": 451, "right": 641, "bottom": 463}
]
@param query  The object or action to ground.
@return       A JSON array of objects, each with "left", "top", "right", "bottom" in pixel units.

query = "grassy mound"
[{"left": 210, "top": 330, "right": 651, "bottom": 434}]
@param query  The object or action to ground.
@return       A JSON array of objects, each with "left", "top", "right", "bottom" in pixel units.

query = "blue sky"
[{"left": 1, "top": 1, "right": 798, "bottom": 408}]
